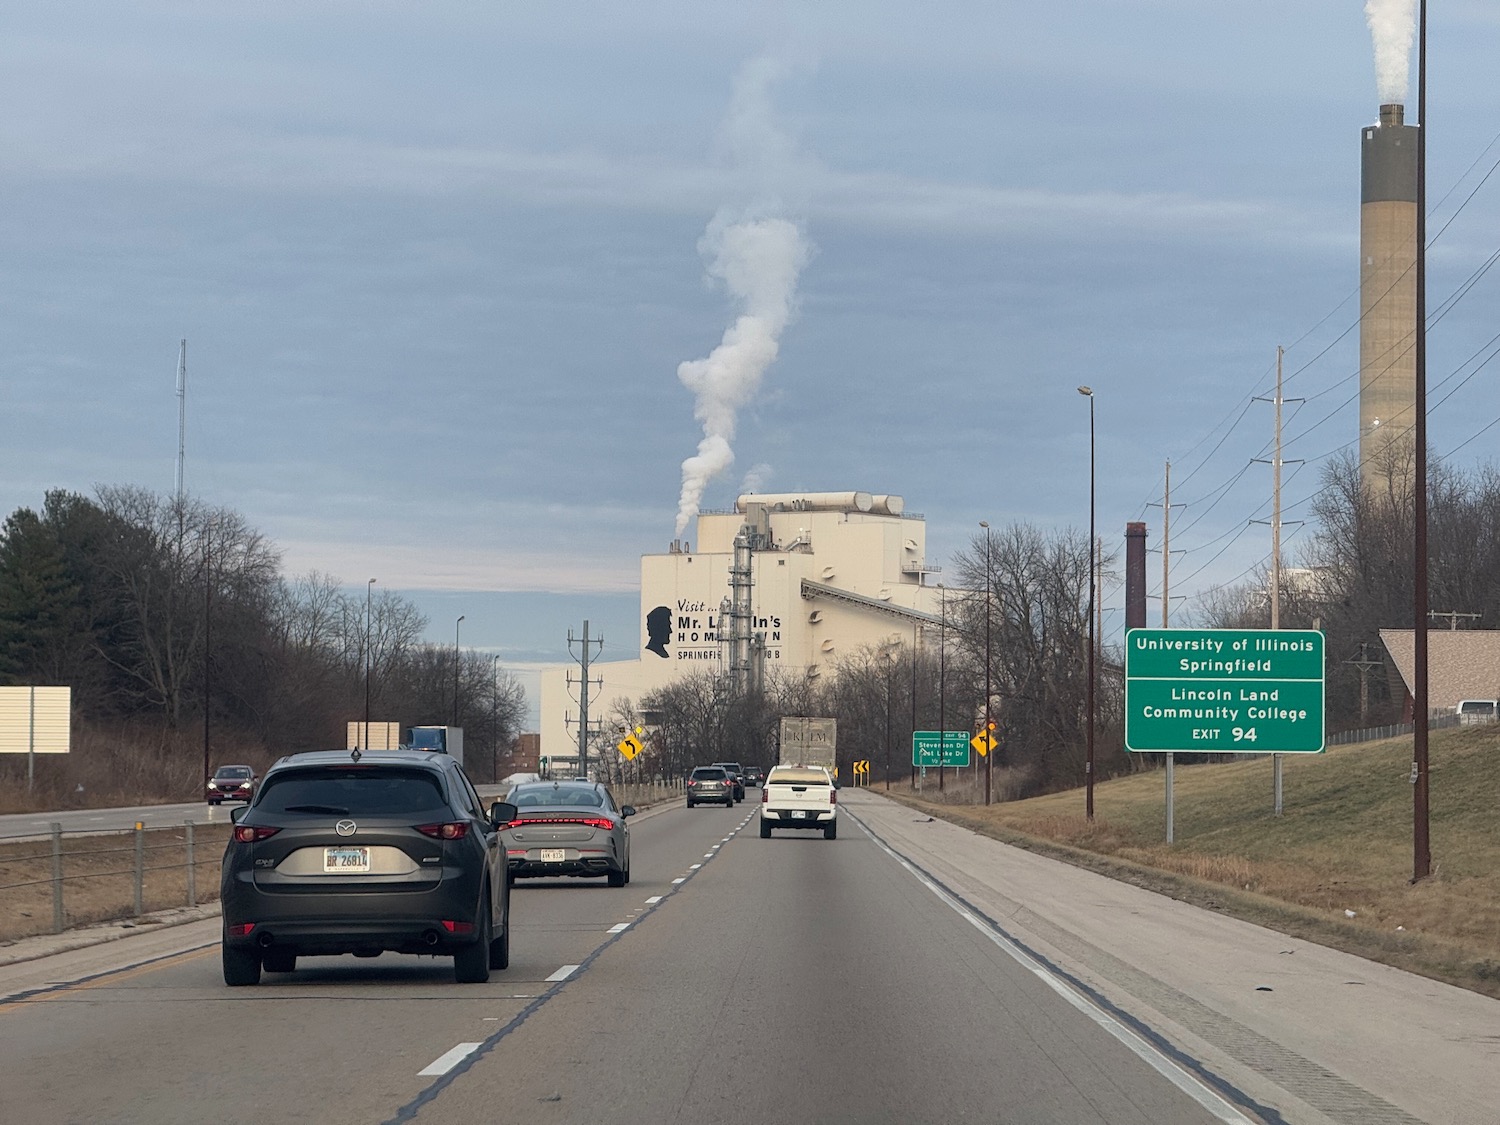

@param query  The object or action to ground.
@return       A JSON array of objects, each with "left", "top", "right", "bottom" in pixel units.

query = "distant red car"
[{"left": 206, "top": 764, "right": 258, "bottom": 805}]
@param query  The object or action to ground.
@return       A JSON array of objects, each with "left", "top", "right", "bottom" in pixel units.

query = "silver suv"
[{"left": 686, "top": 766, "right": 734, "bottom": 808}]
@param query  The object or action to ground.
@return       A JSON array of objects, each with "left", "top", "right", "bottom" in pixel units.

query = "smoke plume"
[
  {"left": 1364, "top": 0, "right": 1417, "bottom": 105},
  {"left": 673, "top": 59, "right": 811, "bottom": 537}
]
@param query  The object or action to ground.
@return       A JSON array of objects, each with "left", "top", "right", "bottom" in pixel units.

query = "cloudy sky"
[{"left": 4, "top": 3, "right": 1499, "bottom": 721}]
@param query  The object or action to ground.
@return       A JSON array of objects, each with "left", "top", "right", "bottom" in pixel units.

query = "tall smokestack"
[
  {"left": 1359, "top": 102, "right": 1418, "bottom": 490},
  {"left": 1124, "top": 522, "right": 1147, "bottom": 631}
]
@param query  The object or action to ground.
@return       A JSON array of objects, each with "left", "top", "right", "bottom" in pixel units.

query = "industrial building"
[{"left": 539, "top": 491, "right": 943, "bottom": 771}]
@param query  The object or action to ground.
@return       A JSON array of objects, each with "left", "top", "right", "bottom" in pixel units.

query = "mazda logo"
[{"left": 335, "top": 820, "right": 357, "bottom": 837}]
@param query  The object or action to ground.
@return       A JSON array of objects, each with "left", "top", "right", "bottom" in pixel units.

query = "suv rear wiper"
[{"left": 281, "top": 804, "right": 351, "bottom": 815}]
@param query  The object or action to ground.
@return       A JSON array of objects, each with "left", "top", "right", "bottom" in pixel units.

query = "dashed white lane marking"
[
  {"left": 419, "top": 1042, "right": 482, "bottom": 1076},
  {"left": 546, "top": 964, "right": 580, "bottom": 982},
  {"left": 645, "top": 896, "right": 663, "bottom": 904},
  {"left": 607, "top": 922, "right": 630, "bottom": 934},
  {"left": 704, "top": 853, "right": 715, "bottom": 858},
  {"left": 690, "top": 864, "right": 702, "bottom": 869},
  {"left": 672, "top": 877, "right": 686, "bottom": 884}
]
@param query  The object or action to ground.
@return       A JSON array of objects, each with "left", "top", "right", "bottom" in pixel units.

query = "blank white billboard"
[{"left": 0, "top": 686, "right": 72, "bottom": 754}]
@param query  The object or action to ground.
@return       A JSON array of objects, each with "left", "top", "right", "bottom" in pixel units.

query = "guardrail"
[
  {"left": 1, "top": 781, "right": 686, "bottom": 943},
  {"left": 0, "top": 821, "right": 230, "bottom": 943}
]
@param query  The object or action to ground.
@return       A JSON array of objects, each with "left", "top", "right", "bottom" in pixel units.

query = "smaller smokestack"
[
  {"left": 1125, "top": 522, "right": 1148, "bottom": 631},
  {"left": 1379, "top": 103, "right": 1404, "bottom": 127}
]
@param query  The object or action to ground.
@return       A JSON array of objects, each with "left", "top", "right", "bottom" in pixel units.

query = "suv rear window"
[
  {"left": 256, "top": 767, "right": 448, "bottom": 816},
  {"left": 691, "top": 768, "right": 728, "bottom": 780}
]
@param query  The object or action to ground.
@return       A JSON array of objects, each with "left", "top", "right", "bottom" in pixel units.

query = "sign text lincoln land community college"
[{"left": 1124, "top": 629, "right": 1325, "bottom": 754}]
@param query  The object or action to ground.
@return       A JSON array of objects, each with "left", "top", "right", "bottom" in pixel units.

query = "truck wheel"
[
  {"left": 760, "top": 819, "right": 772, "bottom": 838},
  {"left": 824, "top": 821, "right": 837, "bottom": 841}
]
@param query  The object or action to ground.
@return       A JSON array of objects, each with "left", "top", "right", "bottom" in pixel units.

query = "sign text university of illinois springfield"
[{"left": 1124, "top": 629, "right": 1325, "bottom": 754}]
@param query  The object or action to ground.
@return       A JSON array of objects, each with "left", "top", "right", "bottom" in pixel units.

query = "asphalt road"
[{"left": 0, "top": 793, "right": 1247, "bottom": 1125}]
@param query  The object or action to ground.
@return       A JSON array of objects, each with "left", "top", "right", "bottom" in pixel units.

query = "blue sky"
[{"left": 4, "top": 3, "right": 1499, "bottom": 725}]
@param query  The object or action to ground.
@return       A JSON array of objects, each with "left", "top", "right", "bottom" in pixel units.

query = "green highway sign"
[
  {"left": 1124, "top": 628, "right": 1325, "bottom": 754},
  {"left": 912, "top": 731, "right": 971, "bottom": 768}
]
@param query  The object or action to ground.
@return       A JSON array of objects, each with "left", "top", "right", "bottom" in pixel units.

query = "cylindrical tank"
[
  {"left": 1360, "top": 102, "right": 1418, "bottom": 489},
  {"left": 736, "top": 492, "right": 874, "bottom": 513},
  {"left": 869, "top": 494, "right": 905, "bottom": 515}
]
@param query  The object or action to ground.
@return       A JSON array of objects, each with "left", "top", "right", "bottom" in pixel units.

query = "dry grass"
[
  {"left": 0, "top": 824, "right": 232, "bottom": 943},
  {"left": 888, "top": 725, "right": 1500, "bottom": 998}
]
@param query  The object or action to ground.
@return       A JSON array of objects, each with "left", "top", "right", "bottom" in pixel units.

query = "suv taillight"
[
  {"left": 416, "top": 822, "right": 469, "bottom": 840},
  {"left": 233, "top": 825, "right": 280, "bottom": 843}
]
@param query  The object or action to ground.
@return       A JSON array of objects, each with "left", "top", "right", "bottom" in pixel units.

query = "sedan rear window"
[
  {"left": 511, "top": 786, "right": 604, "bottom": 808},
  {"left": 256, "top": 768, "right": 447, "bottom": 816}
]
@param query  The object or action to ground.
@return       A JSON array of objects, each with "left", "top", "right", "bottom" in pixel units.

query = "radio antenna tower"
[{"left": 175, "top": 339, "right": 187, "bottom": 502}]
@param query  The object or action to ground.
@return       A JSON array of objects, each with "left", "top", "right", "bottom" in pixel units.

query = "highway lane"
[
  {"left": 0, "top": 799, "right": 239, "bottom": 840},
  {"left": 416, "top": 801, "right": 1242, "bottom": 1125},
  {"left": 0, "top": 795, "right": 754, "bottom": 1125}
]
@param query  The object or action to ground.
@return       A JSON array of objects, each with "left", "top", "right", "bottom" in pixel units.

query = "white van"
[{"left": 1456, "top": 699, "right": 1499, "bottom": 725}]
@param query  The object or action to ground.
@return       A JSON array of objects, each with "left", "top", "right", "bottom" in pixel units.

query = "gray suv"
[
  {"left": 219, "top": 749, "right": 517, "bottom": 986},
  {"left": 686, "top": 766, "right": 734, "bottom": 807}
]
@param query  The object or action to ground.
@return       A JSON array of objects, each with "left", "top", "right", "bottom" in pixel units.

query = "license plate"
[
  {"left": 539, "top": 848, "right": 567, "bottom": 862},
  {"left": 792, "top": 810, "right": 807, "bottom": 819},
  {"left": 324, "top": 847, "right": 369, "bottom": 873}
]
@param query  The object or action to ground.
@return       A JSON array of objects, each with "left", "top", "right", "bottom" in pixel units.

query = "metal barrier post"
[
  {"left": 185, "top": 821, "right": 196, "bottom": 907},
  {"left": 134, "top": 822, "right": 145, "bottom": 917},
  {"left": 51, "top": 822, "right": 64, "bottom": 933}
]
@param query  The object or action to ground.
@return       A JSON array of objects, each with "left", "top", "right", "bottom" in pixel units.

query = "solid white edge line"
[
  {"left": 856, "top": 819, "right": 1257, "bottom": 1125},
  {"left": 546, "top": 964, "right": 580, "bottom": 982},
  {"left": 418, "top": 1042, "right": 482, "bottom": 1076},
  {"left": 608, "top": 922, "right": 630, "bottom": 933}
]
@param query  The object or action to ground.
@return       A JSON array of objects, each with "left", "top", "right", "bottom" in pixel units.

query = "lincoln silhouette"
[{"left": 645, "top": 606, "right": 672, "bottom": 658}]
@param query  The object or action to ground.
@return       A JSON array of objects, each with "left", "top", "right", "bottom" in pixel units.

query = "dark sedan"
[
  {"left": 501, "top": 780, "right": 634, "bottom": 887},
  {"left": 219, "top": 749, "right": 516, "bottom": 986}
]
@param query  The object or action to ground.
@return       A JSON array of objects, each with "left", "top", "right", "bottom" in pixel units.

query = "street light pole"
[
  {"left": 364, "top": 578, "right": 375, "bottom": 749},
  {"left": 980, "top": 520, "right": 992, "bottom": 806},
  {"left": 453, "top": 615, "right": 465, "bottom": 727},
  {"left": 491, "top": 653, "right": 501, "bottom": 784},
  {"left": 1078, "top": 386, "right": 1096, "bottom": 821},
  {"left": 938, "top": 583, "right": 946, "bottom": 793}
]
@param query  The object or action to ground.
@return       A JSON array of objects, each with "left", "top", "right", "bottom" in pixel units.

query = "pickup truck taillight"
[
  {"left": 760, "top": 787, "right": 769, "bottom": 804},
  {"left": 829, "top": 789, "right": 837, "bottom": 805}
]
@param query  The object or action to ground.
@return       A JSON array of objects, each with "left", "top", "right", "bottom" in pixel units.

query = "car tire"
[
  {"left": 208, "top": 800, "right": 221, "bottom": 807},
  {"left": 824, "top": 822, "right": 837, "bottom": 841},
  {"left": 262, "top": 949, "right": 296, "bottom": 974},
  {"left": 488, "top": 924, "right": 510, "bottom": 971},
  {"left": 454, "top": 897, "right": 492, "bottom": 984},
  {"left": 687, "top": 800, "right": 695, "bottom": 808},
  {"left": 607, "top": 867, "right": 626, "bottom": 888},
  {"left": 760, "top": 819, "right": 772, "bottom": 839},
  {"left": 222, "top": 941, "right": 262, "bottom": 987}
]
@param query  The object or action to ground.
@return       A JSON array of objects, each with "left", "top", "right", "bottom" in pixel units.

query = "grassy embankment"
[{"left": 885, "top": 724, "right": 1500, "bottom": 999}]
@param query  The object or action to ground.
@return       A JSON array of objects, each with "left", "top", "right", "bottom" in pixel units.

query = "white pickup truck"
[{"left": 759, "top": 765, "right": 837, "bottom": 839}]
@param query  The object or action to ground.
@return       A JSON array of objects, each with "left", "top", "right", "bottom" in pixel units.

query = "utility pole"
[
  {"left": 1428, "top": 611, "right": 1481, "bottom": 630},
  {"left": 1255, "top": 346, "right": 1303, "bottom": 817},
  {"left": 1344, "top": 643, "right": 1383, "bottom": 728},
  {"left": 568, "top": 621, "right": 604, "bottom": 779},
  {"left": 175, "top": 339, "right": 187, "bottom": 503}
]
